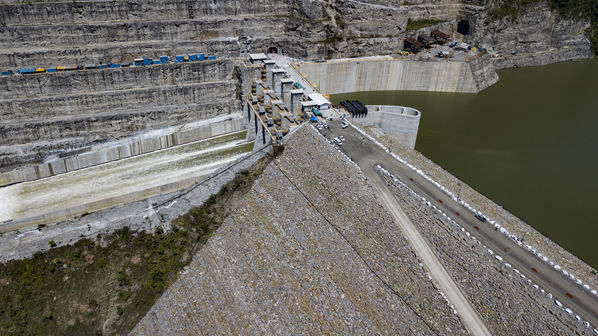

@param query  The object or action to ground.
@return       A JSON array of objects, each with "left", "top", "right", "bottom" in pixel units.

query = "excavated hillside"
[
  {"left": 131, "top": 125, "right": 469, "bottom": 335},
  {"left": 1, "top": 0, "right": 591, "bottom": 67},
  {"left": 1, "top": 0, "right": 592, "bottom": 169}
]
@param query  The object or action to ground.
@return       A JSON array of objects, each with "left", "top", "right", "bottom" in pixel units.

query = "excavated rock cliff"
[
  {"left": 0, "top": 0, "right": 591, "bottom": 68},
  {"left": 0, "top": 0, "right": 592, "bottom": 170},
  {"left": 0, "top": 60, "right": 239, "bottom": 168},
  {"left": 470, "top": 1, "right": 593, "bottom": 68}
]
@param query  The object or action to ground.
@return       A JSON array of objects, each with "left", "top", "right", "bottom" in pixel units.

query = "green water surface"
[{"left": 331, "top": 59, "right": 598, "bottom": 269}]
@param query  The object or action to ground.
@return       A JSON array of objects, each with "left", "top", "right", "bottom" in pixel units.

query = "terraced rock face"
[
  {"left": 1, "top": 0, "right": 591, "bottom": 169},
  {"left": 0, "top": 0, "right": 291, "bottom": 67},
  {"left": 1, "top": 0, "right": 590, "bottom": 68},
  {"left": 0, "top": 60, "right": 238, "bottom": 168},
  {"left": 131, "top": 125, "right": 468, "bottom": 335}
]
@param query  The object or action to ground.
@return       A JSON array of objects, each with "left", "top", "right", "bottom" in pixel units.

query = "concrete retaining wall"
[
  {"left": 0, "top": 114, "right": 245, "bottom": 186},
  {"left": 353, "top": 105, "right": 421, "bottom": 150},
  {"left": 297, "top": 57, "right": 480, "bottom": 93}
]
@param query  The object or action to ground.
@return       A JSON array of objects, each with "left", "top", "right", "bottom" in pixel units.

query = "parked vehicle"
[{"left": 474, "top": 214, "right": 487, "bottom": 222}]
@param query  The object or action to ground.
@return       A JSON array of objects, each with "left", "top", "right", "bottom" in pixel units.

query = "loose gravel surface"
[{"left": 131, "top": 126, "right": 467, "bottom": 335}]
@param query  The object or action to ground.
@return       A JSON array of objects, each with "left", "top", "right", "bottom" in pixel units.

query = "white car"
[
  {"left": 341, "top": 121, "right": 349, "bottom": 129},
  {"left": 333, "top": 137, "right": 343, "bottom": 146},
  {"left": 339, "top": 135, "right": 345, "bottom": 141}
]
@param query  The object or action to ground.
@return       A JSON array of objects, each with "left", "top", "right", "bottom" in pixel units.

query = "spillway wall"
[{"left": 0, "top": 114, "right": 245, "bottom": 187}]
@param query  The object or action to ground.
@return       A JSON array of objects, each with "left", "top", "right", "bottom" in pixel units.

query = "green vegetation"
[
  {"left": 312, "top": 33, "right": 345, "bottom": 44},
  {"left": 489, "top": 0, "right": 598, "bottom": 54},
  {"left": 334, "top": 14, "right": 346, "bottom": 30},
  {"left": 405, "top": 19, "right": 444, "bottom": 32},
  {"left": 0, "top": 155, "right": 272, "bottom": 335}
]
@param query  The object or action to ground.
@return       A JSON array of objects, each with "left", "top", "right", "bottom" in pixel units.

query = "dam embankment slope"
[
  {"left": 368, "top": 127, "right": 598, "bottom": 316},
  {"left": 131, "top": 125, "right": 469, "bottom": 335},
  {"left": 380, "top": 171, "right": 591, "bottom": 335}
]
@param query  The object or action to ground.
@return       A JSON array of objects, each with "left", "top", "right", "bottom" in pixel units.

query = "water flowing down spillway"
[{"left": 0, "top": 131, "right": 253, "bottom": 223}]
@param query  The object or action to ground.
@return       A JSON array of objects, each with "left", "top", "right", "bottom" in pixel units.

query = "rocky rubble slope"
[
  {"left": 372, "top": 129, "right": 598, "bottom": 301},
  {"left": 131, "top": 125, "right": 468, "bottom": 335},
  {"left": 381, "top": 171, "right": 590, "bottom": 335}
]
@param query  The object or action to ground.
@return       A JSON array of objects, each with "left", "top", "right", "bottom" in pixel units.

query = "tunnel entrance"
[
  {"left": 267, "top": 46, "right": 278, "bottom": 54},
  {"left": 457, "top": 20, "right": 470, "bottom": 35}
]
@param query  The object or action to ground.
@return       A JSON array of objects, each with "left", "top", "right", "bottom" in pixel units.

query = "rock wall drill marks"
[
  {"left": 0, "top": 0, "right": 288, "bottom": 26},
  {"left": 0, "top": 60, "right": 238, "bottom": 167}
]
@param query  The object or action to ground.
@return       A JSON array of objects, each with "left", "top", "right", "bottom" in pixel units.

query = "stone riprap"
[
  {"left": 381, "top": 171, "right": 589, "bottom": 335},
  {"left": 131, "top": 125, "right": 468, "bottom": 335},
  {"left": 371, "top": 129, "right": 598, "bottom": 299}
]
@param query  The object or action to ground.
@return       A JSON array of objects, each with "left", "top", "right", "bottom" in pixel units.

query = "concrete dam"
[{"left": 1, "top": 0, "right": 597, "bottom": 335}]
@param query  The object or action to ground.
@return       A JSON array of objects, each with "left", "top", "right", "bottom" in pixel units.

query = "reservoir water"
[
  {"left": 0, "top": 131, "right": 253, "bottom": 224},
  {"left": 331, "top": 59, "right": 598, "bottom": 269}
]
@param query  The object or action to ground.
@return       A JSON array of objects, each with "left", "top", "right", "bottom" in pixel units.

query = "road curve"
[
  {"left": 316, "top": 118, "right": 598, "bottom": 332},
  {"left": 370, "top": 171, "right": 492, "bottom": 336}
]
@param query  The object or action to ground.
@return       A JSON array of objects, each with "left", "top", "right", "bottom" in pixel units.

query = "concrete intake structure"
[{"left": 353, "top": 105, "right": 421, "bottom": 150}]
